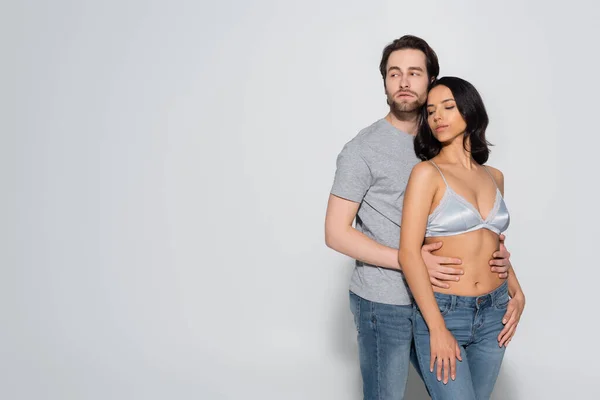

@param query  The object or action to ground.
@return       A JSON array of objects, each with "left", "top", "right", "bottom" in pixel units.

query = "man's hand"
[
  {"left": 490, "top": 234, "right": 511, "bottom": 279},
  {"left": 498, "top": 291, "right": 525, "bottom": 347},
  {"left": 421, "top": 242, "right": 463, "bottom": 289}
]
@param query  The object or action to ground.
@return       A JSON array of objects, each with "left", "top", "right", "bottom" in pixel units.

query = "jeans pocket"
[
  {"left": 416, "top": 300, "right": 451, "bottom": 317},
  {"left": 494, "top": 292, "right": 510, "bottom": 310},
  {"left": 414, "top": 301, "right": 452, "bottom": 335},
  {"left": 438, "top": 300, "right": 452, "bottom": 316}
]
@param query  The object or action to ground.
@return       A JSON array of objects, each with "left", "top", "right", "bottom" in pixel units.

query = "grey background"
[{"left": 5, "top": 0, "right": 599, "bottom": 399}]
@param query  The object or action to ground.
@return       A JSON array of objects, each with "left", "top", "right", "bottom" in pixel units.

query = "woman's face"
[{"left": 426, "top": 85, "right": 467, "bottom": 144}]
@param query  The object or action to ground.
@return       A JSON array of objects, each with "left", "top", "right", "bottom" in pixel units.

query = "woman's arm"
[
  {"left": 487, "top": 166, "right": 525, "bottom": 302},
  {"left": 499, "top": 265, "right": 525, "bottom": 346},
  {"left": 507, "top": 266, "right": 524, "bottom": 298},
  {"left": 398, "top": 163, "right": 446, "bottom": 329},
  {"left": 398, "top": 162, "right": 461, "bottom": 383},
  {"left": 488, "top": 166, "right": 526, "bottom": 346}
]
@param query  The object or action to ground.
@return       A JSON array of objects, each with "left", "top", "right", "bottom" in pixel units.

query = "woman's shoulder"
[
  {"left": 411, "top": 160, "right": 438, "bottom": 178},
  {"left": 484, "top": 165, "right": 504, "bottom": 183},
  {"left": 409, "top": 160, "right": 445, "bottom": 187},
  {"left": 484, "top": 164, "right": 505, "bottom": 192}
]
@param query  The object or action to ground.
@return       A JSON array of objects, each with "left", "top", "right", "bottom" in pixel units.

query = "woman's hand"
[
  {"left": 498, "top": 290, "right": 525, "bottom": 347},
  {"left": 429, "top": 327, "right": 462, "bottom": 384}
]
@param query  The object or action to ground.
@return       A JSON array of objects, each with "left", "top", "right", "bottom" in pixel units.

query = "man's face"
[{"left": 385, "top": 49, "right": 430, "bottom": 113}]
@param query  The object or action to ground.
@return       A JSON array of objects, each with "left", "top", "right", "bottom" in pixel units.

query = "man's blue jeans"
[
  {"left": 349, "top": 292, "right": 422, "bottom": 400},
  {"left": 413, "top": 282, "right": 508, "bottom": 399}
]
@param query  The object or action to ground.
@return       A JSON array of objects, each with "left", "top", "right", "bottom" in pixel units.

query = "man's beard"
[{"left": 387, "top": 91, "right": 425, "bottom": 113}]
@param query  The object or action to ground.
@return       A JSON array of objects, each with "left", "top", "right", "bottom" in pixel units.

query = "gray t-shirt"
[{"left": 331, "top": 118, "right": 420, "bottom": 305}]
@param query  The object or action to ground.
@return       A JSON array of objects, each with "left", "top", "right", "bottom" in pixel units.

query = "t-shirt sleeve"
[{"left": 330, "top": 142, "right": 373, "bottom": 203}]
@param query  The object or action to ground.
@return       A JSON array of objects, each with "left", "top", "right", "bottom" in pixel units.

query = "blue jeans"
[
  {"left": 413, "top": 282, "right": 509, "bottom": 400},
  {"left": 349, "top": 292, "right": 423, "bottom": 400}
]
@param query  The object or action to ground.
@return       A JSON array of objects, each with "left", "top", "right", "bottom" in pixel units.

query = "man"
[{"left": 324, "top": 35, "right": 524, "bottom": 399}]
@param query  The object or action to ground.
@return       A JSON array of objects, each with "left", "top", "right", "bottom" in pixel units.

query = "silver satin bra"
[{"left": 425, "top": 161, "right": 510, "bottom": 237}]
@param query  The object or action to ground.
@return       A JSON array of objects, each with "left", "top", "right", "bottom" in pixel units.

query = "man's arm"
[
  {"left": 325, "top": 193, "right": 467, "bottom": 284},
  {"left": 325, "top": 142, "right": 403, "bottom": 268},
  {"left": 325, "top": 141, "right": 501, "bottom": 283},
  {"left": 325, "top": 194, "right": 400, "bottom": 269}
]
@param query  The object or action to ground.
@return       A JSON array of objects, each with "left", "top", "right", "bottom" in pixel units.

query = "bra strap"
[
  {"left": 428, "top": 161, "right": 449, "bottom": 187},
  {"left": 483, "top": 166, "right": 500, "bottom": 190}
]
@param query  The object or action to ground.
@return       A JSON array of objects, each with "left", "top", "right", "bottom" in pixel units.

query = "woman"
[{"left": 398, "top": 77, "right": 525, "bottom": 399}]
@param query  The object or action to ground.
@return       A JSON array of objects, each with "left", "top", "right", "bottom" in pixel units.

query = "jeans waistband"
[{"left": 432, "top": 281, "right": 508, "bottom": 309}]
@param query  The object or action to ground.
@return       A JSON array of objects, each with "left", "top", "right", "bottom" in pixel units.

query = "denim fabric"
[
  {"left": 350, "top": 291, "right": 423, "bottom": 400},
  {"left": 413, "top": 282, "right": 509, "bottom": 400}
]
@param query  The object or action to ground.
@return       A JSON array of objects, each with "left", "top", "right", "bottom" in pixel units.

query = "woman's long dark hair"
[{"left": 414, "top": 77, "right": 492, "bottom": 164}]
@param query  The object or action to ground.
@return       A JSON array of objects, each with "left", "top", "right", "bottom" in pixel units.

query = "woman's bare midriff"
[{"left": 425, "top": 229, "right": 504, "bottom": 296}]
